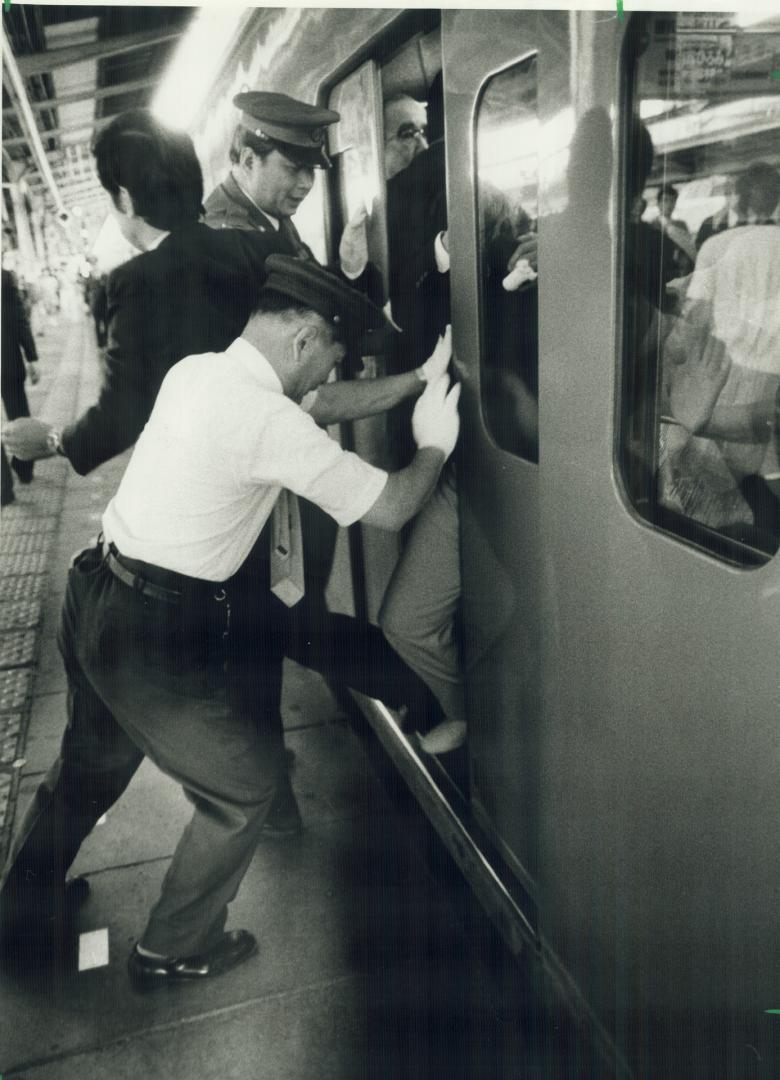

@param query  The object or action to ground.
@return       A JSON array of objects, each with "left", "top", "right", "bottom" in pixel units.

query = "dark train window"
[
  {"left": 619, "top": 12, "right": 780, "bottom": 565},
  {"left": 475, "top": 55, "right": 539, "bottom": 462}
]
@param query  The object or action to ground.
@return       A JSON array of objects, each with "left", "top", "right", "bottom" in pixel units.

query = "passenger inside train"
[{"left": 622, "top": 75, "right": 780, "bottom": 563}]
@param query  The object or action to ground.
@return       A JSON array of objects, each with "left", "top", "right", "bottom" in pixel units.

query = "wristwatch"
[{"left": 45, "top": 427, "right": 66, "bottom": 457}]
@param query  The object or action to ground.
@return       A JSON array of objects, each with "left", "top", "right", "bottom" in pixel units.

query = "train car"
[
  {"left": 188, "top": 8, "right": 780, "bottom": 1077},
  {"left": 2, "top": 4, "right": 777, "bottom": 1076}
]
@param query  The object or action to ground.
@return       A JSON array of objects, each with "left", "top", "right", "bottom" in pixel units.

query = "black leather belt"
[{"left": 102, "top": 542, "right": 225, "bottom": 605}]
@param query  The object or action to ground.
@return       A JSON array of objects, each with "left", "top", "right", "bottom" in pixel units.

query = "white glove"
[
  {"left": 339, "top": 205, "right": 369, "bottom": 279},
  {"left": 417, "top": 324, "right": 452, "bottom": 383},
  {"left": 412, "top": 372, "right": 461, "bottom": 459}
]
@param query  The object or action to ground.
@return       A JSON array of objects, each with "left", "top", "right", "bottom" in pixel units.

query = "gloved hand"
[
  {"left": 417, "top": 324, "right": 452, "bottom": 383},
  {"left": 412, "top": 372, "right": 461, "bottom": 459},
  {"left": 339, "top": 205, "right": 369, "bottom": 279}
]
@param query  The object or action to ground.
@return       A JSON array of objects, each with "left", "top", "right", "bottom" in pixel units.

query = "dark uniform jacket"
[
  {"left": 204, "top": 173, "right": 383, "bottom": 325},
  {"left": 61, "top": 223, "right": 288, "bottom": 475},
  {"left": 203, "top": 174, "right": 315, "bottom": 256}
]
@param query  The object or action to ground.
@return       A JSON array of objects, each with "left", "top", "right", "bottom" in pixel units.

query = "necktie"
[
  {"left": 269, "top": 219, "right": 309, "bottom": 606},
  {"left": 270, "top": 489, "right": 305, "bottom": 607}
]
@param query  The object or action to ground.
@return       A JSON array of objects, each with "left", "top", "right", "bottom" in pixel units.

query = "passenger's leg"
[
  {"left": 0, "top": 548, "right": 144, "bottom": 949},
  {"left": 285, "top": 498, "right": 445, "bottom": 724},
  {"left": 379, "top": 468, "right": 466, "bottom": 752}
]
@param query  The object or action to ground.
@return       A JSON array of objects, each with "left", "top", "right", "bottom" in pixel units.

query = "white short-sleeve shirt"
[{"left": 102, "top": 337, "right": 388, "bottom": 580}]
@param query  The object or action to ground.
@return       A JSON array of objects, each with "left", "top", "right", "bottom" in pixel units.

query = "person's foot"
[
  {"left": 127, "top": 929, "right": 257, "bottom": 992},
  {"left": 417, "top": 720, "right": 467, "bottom": 755}
]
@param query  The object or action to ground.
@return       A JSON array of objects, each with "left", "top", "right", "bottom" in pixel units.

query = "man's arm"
[
  {"left": 308, "top": 370, "right": 423, "bottom": 425},
  {"left": 308, "top": 326, "right": 452, "bottom": 426},
  {"left": 61, "top": 265, "right": 159, "bottom": 474},
  {"left": 361, "top": 448, "right": 445, "bottom": 530}
]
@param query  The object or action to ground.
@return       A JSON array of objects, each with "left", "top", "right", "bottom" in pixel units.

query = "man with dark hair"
[
  {"left": 0, "top": 256, "right": 460, "bottom": 988},
  {"left": 653, "top": 182, "right": 695, "bottom": 277}
]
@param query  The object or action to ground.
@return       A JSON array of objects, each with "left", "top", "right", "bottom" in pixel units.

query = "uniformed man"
[
  {"left": 203, "top": 92, "right": 446, "bottom": 754},
  {"left": 0, "top": 256, "right": 460, "bottom": 989}
]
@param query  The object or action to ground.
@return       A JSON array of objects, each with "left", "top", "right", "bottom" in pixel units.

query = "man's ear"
[
  {"left": 238, "top": 146, "right": 255, "bottom": 172},
  {"left": 292, "top": 323, "right": 319, "bottom": 364},
  {"left": 116, "top": 186, "right": 134, "bottom": 217}
]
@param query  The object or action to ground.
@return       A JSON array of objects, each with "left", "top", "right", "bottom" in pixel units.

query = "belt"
[{"left": 102, "top": 542, "right": 226, "bottom": 605}]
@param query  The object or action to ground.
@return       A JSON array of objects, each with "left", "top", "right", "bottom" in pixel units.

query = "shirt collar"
[
  {"left": 231, "top": 173, "right": 280, "bottom": 230},
  {"left": 145, "top": 230, "right": 170, "bottom": 251},
  {"left": 226, "top": 337, "right": 284, "bottom": 394}
]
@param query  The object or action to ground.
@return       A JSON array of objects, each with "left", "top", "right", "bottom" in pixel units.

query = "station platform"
[{"left": 0, "top": 315, "right": 535, "bottom": 1080}]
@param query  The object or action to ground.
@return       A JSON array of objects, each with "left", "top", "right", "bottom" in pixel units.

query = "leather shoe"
[{"left": 128, "top": 929, "right": 257, "bottom": 992}]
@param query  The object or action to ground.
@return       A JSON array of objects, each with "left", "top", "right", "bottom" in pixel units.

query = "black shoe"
[{"left": 127, "top": 929, "right": 257, "bottom": 992}]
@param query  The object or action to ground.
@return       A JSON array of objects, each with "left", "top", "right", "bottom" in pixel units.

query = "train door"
[
  {"left": 326, "top": 17, "right": 443, "bottom": 624},
  {"left": 442, "top": 7, "right": 550, "bottom": 893}
]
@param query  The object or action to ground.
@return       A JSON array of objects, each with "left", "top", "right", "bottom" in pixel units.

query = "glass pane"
[
  {"left": 476, "top": 55, "right": 539, "bottom": 462},
  {"left": 621, "top": 12, "right": 780, "bottom": 564}
]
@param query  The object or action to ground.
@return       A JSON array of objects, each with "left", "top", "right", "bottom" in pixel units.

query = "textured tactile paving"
[
  {"left": 0, "top": 575, "right": 45, "bottom": 604},
  {"left": 0, "top": 772, "right": 13, "bottom": 829},
  {"left": 1, "top": 713, "right": 22, "bottom": 764},
  {"left": 0, "top": 552, "right": 48, "bottom": 577},
  {"left": 0, "top": 668, "right": 34, "bottom": 712},
  {"left": 0, "top": 532, "right": 54, "bottom": 557},
  {"left": 0, "top": 600, "right": 43, "bottom": 631},
  {"left": 0, "top": 631, "right": 37, "bottom": 670},
  {"left": 0, "top": 512, "right": 58, "bottom": 536}
]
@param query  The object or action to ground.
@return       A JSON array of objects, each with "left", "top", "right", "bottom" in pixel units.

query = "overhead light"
[{"left": 151, "top": 8, "right": 249, "bottom": 131}]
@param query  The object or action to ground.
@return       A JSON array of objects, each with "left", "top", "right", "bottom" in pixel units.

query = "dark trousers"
[
  {"left": 1, "top": 376, "right": 33, "bottom": 493},
  {"left": 0, "top": 541, "right": 287, "bottom": 957}
]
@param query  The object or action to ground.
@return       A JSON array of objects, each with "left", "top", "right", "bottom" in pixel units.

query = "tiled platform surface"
[{"left": 0, "top": 316, "right": 538, "bottom": 1079}]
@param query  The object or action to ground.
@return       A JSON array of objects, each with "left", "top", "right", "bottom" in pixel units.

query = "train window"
[
  {"left": 476, "top": 55, "right": 539, "bottom": 463},
  {"left": 620, "top": 12, "right": 780, "bottom": 565}
]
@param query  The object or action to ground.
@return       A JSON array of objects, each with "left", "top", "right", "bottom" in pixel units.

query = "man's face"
[
  {"left": 242, "top": 148, "right": 315, "bottom": 219},
  {"left": 659, "top": 193, "right": 676, "bottom": 219},
  {"left": 383, "top": 98, "right": 428, "bottom": 180},
  {"left": 298, "top": 322, "right": 346, "bottom": 398}
]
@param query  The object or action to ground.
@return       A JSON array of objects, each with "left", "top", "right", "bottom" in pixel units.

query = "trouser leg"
[
  {"left": 379, "top": 469, "right": 466, "bottom": 726},
  {"left": 282, "top": 499, "right": 444, "bottom": 723},
  {"left": 0, "top": 554, "right": 144, "bottom": 930},
  {"left": 81, "top": 562, "right": 286, "bottom": 957}
]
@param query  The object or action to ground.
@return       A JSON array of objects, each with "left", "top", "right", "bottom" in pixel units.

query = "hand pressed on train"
[
  {"left": 1, "top": 418, "right": 56, "bottom": 461},
  {"left": 417, "top": 324, "right": 452, "bottom": 384},
  {"left": 411, "top": 371, "right": 461, "bottom": 459},
  {"left": 506, "top": 231, "right": 538, "bottom": 275},
  {"left": 338, "top": 204, "right": 370, "bottom": 279}
]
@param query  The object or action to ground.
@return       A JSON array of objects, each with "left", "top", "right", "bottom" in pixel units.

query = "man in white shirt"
[{"left": 0, "top": 256, "right": 460, "bottom": 990}]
